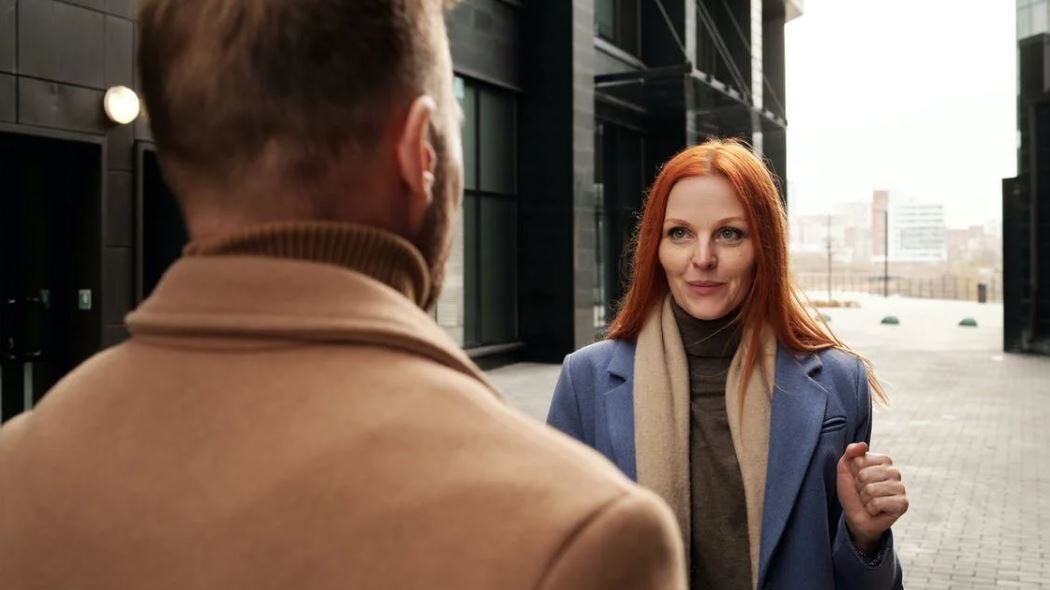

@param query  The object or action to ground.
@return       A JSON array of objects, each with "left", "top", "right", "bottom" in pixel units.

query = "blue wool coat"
[{"left": 546, "top": 339, "right": 903, "bottom": 590}]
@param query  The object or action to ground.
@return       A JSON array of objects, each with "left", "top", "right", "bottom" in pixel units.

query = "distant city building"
[
  {"left": 947, "top": 226, "right": 1001, "bottom": 269},
  {"left": 872, "top": 190, "right": 890, "bottom": 258},
  {"left": 870, "top": 191, "right": 947, "bottom": 263},
  {"left": 789, "top": 209, "right": 859, "bottom": 265},
  {"left": 892, "top": 201, "right": 948, "bottom": 263},
  {"left": 834, "top": 201, "right": 872, "bottom": 264}
]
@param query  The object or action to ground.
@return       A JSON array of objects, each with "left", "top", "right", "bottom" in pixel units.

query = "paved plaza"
[{"left": 487, "top": 295, "right": 1050, "bottom": 589}]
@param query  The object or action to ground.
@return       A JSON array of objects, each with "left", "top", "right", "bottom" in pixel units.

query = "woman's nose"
[{"left": 691, "top": 242, "right": 717, "bottom": 270}]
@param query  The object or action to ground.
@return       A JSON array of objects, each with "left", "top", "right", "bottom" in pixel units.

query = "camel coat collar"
[
  {"left": 633, "top": 296, "right": 777, "bottom": 588},
  {"left": 127, "top": 255, "right": 492, "bottom": 393}
]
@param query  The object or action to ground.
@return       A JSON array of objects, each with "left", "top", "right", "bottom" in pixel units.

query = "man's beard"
[{"left": 414, "top": 131, "right": 457, "bottom": 311}]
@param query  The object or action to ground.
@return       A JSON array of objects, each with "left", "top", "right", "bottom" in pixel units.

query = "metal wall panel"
[
  {"left": 18, "top": 77, "right": 106, "bottom": 133},
  {"left": 19, "top": 0, "right": 105, "bottom": 88},
  {"left": 0, "top": 0, "right": 15, "bottom": 74}
]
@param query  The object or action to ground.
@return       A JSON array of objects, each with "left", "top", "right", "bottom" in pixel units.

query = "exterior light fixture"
[{"left": 103, "top": 86, "right": 140, "bottom": 125}]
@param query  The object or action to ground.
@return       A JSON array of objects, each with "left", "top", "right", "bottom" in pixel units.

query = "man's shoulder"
[
  {"left": 0, "top": 338, "right": 680, "bottom": 588},
  {"left": 332, "top": 342, "right": 637, "bottom": 497}
]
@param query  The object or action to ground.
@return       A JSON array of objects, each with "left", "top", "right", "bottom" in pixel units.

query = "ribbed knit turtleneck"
[
  {"left": 183, "top": 221, "right": 431, "bottom": 308},
  {"left": 672, "top": 300, "right": 741, "bottom": 386},
  {"left": 672, "top": 299, "right": 751, "bottom": 590}
]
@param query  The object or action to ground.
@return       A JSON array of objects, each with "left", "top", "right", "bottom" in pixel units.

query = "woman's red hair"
[{"left": 607, "top": 138, "right": 887, "bottom": 404}]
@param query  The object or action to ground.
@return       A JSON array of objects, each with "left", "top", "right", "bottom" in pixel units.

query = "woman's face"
[{"left": 658, "top": 174, "right": 756, "bottom": 321}]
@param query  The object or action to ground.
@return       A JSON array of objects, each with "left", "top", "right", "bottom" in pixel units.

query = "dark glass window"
[
  {"left": 594, "top": 124, "right": 607, "bottom": 331},
  {"left": 461, "top": 82, "right": 478, "bottom": 191},
  {"left": 457, "top": 77, "right": 519, "bottom": 347},
  {"left": 594, "top": 121, "right": 645, "bottom": 331},
  {"left": 595, "top": 0, "right": 640, "bottom": 56},
  {"left": 479, "top": 89, "right": 516, "bottom": 194},
  {"left": 480, "top": 197, "right": 517, "bottom": 344}
]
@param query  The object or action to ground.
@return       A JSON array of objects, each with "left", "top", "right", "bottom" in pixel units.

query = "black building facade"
[
  {"left": 1004, "top": 0, "right": 1050, "bottom": 354},
  {"left": 0, "top": 0, "right": 799, "bottom": 421}
]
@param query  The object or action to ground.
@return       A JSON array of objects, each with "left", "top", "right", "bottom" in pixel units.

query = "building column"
[
  {"left": 761, "top": 2, "right": 788, "bottom": 200},
  {"left": 519, "top": 0, "right": 597, "bottom": 360}
]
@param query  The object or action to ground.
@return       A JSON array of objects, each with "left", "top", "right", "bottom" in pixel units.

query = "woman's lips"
[{"left": 686, "top": 281, "right": 725, "bottom": 296}]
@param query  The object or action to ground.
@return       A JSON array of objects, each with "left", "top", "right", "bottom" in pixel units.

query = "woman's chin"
[{"left": 679, "top": 299, "right": 731, "bottom": 321}]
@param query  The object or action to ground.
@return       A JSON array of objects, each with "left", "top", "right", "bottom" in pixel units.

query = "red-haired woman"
[{"left": 547, "top": 139, "right": 907, "bottom": 590}]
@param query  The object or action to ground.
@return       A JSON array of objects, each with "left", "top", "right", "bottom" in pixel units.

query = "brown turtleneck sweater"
[
  {"left": 182, "top": 220, "right": 432, "bottom": 306},
  {"left": 672, "top": 301, "right": 751, "bottom": 590}
]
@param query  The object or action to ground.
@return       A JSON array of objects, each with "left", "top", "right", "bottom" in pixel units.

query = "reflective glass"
[
  {"left": 480, "top": 197, "right": 518, "bottom": 344},
  {"left": 479, "top": 88, "right": 516, "bottom": 195},
  {"left": 461, "top": 83, "right": 478, "bottom": 191},
  {"left": 463, "top": 193, "right": 480, "bottom": 346}
]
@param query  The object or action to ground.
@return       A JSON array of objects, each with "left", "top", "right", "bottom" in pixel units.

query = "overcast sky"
[{"left": 784, "top": 0, "right": 1017, "bottom": 229}]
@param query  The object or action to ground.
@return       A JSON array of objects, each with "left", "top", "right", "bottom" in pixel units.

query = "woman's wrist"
[{"left": 846, "top": 523, "right": 883, "bottom": 555}]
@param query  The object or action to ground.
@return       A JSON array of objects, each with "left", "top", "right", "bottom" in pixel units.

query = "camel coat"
[{"left": 0, "top": 223, "right": 685, "bottom": 590}]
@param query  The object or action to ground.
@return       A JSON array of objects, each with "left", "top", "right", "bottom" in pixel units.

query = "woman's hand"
[{"left": 836, "top": 442, "right": 909, "bottom": 554}]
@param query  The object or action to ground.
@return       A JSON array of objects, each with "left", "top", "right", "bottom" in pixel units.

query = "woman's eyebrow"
[{"left": 663, "top": 216, "right": 747, "bottom": 226}]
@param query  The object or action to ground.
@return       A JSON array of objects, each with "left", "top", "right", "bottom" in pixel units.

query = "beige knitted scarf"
[{"left": 634, "top": 295, "right": 777, "bottom": 588}]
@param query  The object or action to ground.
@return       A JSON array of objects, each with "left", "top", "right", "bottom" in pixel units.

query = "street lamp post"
[
  {"left": 883, "top": 208, "right": 889, "bottom": 297},
  {"left": 827, "top": 215, "right": 833, "bottom": 303}
]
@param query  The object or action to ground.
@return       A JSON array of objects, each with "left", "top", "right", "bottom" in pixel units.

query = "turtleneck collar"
[
  {"left": 183, "top": 221, "right": 431, "bottom": 308},
  {"left": 670, "top": 298, "right": 742, "bottom": 359}
]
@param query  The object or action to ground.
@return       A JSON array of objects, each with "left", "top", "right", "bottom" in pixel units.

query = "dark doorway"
[
  {"left": 0, "top": 132, "right": 102, "bottom": 423},
  {"left": 137, "top": 146, "right": 187, "bottom": 301},
  {"left": 594, "top": 121, "right": 645, "bottom": 330}
]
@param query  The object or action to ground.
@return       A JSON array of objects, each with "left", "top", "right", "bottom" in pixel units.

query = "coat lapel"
[
  {"left": 758, "top": 348, "right": 829, "bottom": 584},
  {"left": 601, "top": 340, "right": 637, "bottom": 480}
]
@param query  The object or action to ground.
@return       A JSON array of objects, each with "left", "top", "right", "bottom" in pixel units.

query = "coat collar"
[
  {"left": 796, "top": 349, "right": 824, "bottom": 378},
  {"left": 126, "top": 256, "right": 495, "bottom": 395},
  {"left": 757, "top": 348, "right": 829, "bottom": 584},
  {"left": 607, "top": 339, "right": 636, "bottom": 381}
]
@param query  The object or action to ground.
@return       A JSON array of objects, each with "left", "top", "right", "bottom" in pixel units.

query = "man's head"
[{"left": 138, "top": 0, "right": 463, "bottom": 306}]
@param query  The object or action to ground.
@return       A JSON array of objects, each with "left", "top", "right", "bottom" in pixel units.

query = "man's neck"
[{"left": 183, "top": 220, "right": 432, "bottom": 308}]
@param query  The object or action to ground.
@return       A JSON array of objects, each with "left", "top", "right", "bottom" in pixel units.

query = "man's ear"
[{"left": 396, "top": 95, "right": 438, "bottom": 209}]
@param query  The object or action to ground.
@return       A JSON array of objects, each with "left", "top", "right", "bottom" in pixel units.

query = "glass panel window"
[
  {"left": 458, "top": 77, "right": 478, "bottom": 191},
  {"left": 594, "top": 123, "right": 608, "bottom": 331},
  {"left": 596, "top": 0, "right": 615, "bottom": 39},
  {"left": 459, "top": 77, "right": 519, "bottom": 347},
  {"left": 1035, "top": 3, "right": 1050, "bottom": 37},
  {"left": 463, "top": 193, "right": 480, "bottom": 346},
  {"left": 1018, "top": 0, "right": 1050, "bottom": 39},
  {"left": 479, "top": 88, "right": 516, "bottom": 194},
  {"left": 594, "top": 0, "right": 640, "bottom": 55},
  {"left": 594, "top": 122, "right": 645, "bottom": 332},
  {"left": 480, "top": 197, "right": 518, "bottom": 344}
]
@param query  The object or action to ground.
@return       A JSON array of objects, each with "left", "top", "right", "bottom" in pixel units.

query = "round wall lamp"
[{"left": 103, "top": 86, "right": 140, "bottom": 125}]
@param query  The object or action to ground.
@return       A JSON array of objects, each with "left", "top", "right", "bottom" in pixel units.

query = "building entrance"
[{"left": 0, "top": 132, "right": 102, "bottom": 423}]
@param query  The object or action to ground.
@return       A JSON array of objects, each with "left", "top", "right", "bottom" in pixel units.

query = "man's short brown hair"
[{"left": 138, "top": 0, "right": 457, "bottom": 192}]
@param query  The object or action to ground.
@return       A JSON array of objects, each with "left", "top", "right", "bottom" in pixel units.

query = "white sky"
[{"left": 784, "top": 0, "right": 1017, "bottom": 229}]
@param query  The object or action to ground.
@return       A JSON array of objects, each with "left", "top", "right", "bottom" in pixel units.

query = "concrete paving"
[{"left": 487, "top": 294, "right": 1050, "bottom": 589}]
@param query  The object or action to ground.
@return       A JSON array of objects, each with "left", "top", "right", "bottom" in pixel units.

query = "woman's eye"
[
  {"left": 717, "top": 228, "right": 744, "bottom": 241},
  {"left": 668, "top": 227, "right": 690, "bottom": 240}
]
